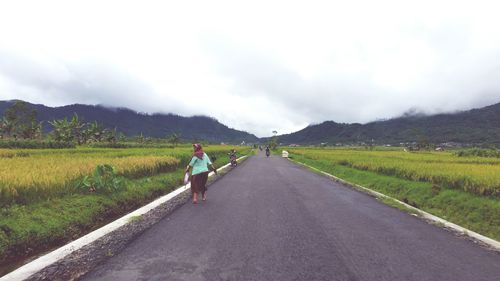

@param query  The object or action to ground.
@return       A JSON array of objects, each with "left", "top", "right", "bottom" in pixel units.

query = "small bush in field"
[{"left": 79, "top": 164, "right": 125, "bottom": 193}]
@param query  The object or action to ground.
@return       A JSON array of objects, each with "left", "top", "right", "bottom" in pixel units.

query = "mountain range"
[
  {"left": 275, "top": 102, "right": 500, "bottom": 146},
  {"left": 1, "top": 100, "right": 499, "bottom": 145},
  {"left": 0, "top": 101, "right": 259, "bottom": 143}
]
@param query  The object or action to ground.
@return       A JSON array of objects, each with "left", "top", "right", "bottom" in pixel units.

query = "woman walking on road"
[{"left": 185, "top": 144, "right": 217, "bottom": 204}]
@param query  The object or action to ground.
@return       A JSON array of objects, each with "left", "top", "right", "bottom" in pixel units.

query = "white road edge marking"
[
  {"left": 291, "top": 159, "right": 500, "bottom": 252},
  {"left": 1, "top": 155, "right": 248, "bottom": 281}
]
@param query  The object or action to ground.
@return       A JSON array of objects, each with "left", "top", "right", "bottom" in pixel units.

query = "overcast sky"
[{"left": 1, "top": 0, "right": 500, "bottom": 137}]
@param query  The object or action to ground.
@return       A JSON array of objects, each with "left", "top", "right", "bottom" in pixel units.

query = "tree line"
[{"left": 0, "top": 101, "right": 182, "bottom": 147}]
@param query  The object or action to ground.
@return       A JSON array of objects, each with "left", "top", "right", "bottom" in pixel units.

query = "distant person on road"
[
  {"left": 229, "top": 149, "right": 237, "bottom": 166},
  {"left": 185, "top": 144, "right": 217, "bottom": 204},
  {"left": 228, "top": 149, "right": 237, "bottom": 159},
  {"left": 265, "top": 146, "right": 270, "bottom": 157}
]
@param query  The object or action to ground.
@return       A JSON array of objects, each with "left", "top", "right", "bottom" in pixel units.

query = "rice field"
[
  {"left": 290, "top": 148, "right": 500, "bottom": 197},
  {"left": 0, "top": 146, "right": 239, "bottom": 206}
]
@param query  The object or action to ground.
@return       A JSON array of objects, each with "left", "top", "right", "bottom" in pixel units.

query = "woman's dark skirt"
[{"left": 191, "top": 171, "right": 209, "bottom": 194}]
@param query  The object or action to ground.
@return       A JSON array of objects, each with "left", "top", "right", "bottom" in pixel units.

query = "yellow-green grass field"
[
  {"left": 290, "top": 148, "right": 500, "bottom": 196},
  {"left": 0, "top": 146, "right": 242, "bottom": 207}
]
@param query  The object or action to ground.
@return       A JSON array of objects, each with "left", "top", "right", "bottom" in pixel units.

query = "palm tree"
[{"left": 270, "top": 130, "right": 279, "bottom": 149}]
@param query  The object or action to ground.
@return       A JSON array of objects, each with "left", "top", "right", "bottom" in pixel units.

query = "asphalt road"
[{"left": 82, "top": 152, "right": 500, "bottom": 281}]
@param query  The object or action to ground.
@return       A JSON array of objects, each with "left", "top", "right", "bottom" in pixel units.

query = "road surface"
[{"left": 82, "top": 152, "right": 500, "bottom": 281}]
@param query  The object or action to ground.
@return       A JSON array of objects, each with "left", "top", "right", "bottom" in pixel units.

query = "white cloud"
[{"left": 1, "top": 0, "right": 500, "bottom": 137}]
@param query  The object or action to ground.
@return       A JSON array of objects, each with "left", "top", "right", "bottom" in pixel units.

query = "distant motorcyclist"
[
  {"left": 228, "top": 149, "right": 237, "bottom": 167},
  {"left": 265, "top": 146, "right": 270, "bottom": 157}
]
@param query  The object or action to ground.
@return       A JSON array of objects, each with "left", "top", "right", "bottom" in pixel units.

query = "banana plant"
[
  {"left": 79, "top": 164, "right": 124, "bottom": 193},
  {"left": 167, "top": 133, "right": 181, "bottom": 147},
  {"left": 85, "top": 121, "right": 106, "bottom": 143},
  {"left": 49, "top": 118, "right": 74, "bottom": 142},
  {"left": 70, "top": 114, "right": 88, "bottom": 144},
  {"left": 0, "top": 117, "right": 14, "bottom": 139}
]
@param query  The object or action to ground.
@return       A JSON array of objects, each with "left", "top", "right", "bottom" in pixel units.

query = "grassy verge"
[
  {"left": 0, "top": 150, "right": 238, "bottom": 275},
  {"left": 291, "top": 154, "right": 500, "bottom": 241}
]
